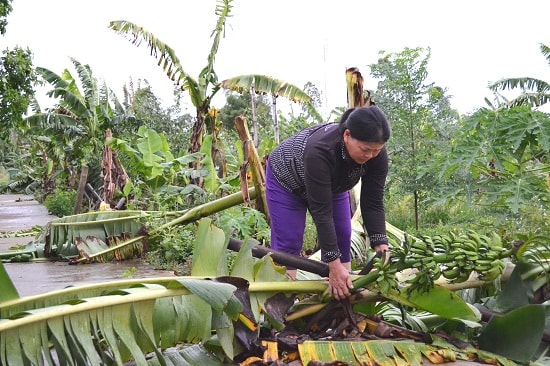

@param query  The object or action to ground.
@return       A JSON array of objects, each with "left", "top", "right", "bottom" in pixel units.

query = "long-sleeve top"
[{"left": 268, "top": 122, "right": 388, "bottom": 259}]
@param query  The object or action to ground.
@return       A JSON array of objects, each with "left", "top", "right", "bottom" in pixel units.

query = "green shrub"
[
  {"left": 217, "top": 206, "right": 270, "bottom": 244},
  {"left": 43, "top": 189, "right": 76, "bottom": 217},
  {"left": 145, "top": 225, "right": 196, "bottom": 274},
  {"left": 385, "top": 194, "right": 416, "bottom": 232}
]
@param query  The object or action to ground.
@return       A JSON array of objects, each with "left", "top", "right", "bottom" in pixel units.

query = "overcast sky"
[{"left": 3, "top": 0, "right": 550, "bottom": 117}]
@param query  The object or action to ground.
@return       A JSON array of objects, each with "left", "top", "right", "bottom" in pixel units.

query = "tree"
[
  {"left": 218, "top": 91, "right": 271, "bottom": 132},
  {"left": 0, "top": 0, "right": 12, "bottom": 35},
  {"left": 489, "top": 43, "right": 550, "bottom": 108},
  {"left": 108, "top": 0, "right": 233, "bottom": 159},
  {"left": 369, "top": 47, "right": 458, "bottom": 230},
  {"left": 441, "top": 105, "right": 550, "bottom": 230},
  {"left": 0, "top": 47, "right": 37, "bottom": 140},
  {"left": 0, "top": 0, "right": 37, "bottom": 141},
  {"left": 0, "top": 0, "right": 40, "bottom": 193}
]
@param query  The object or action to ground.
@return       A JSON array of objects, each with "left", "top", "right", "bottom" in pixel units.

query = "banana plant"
[
  {"left": 108, "top": 0, "right": 230, "bottom": 165},
  {"left": 298, "top": 222, "right": 549, "bottom": 364},
  {"left": 488, "top": 43, "right": 550, "bottom": 108},
  {"left": 24, "top": 58, "right": 128, "bottom": 192},
  {"left": 0, "top": 219, "right": 254, "bottom": 364},
  {"left": 108, "top": 0, "right": 312, "bottom": 182},
  {"left": 0, "top": 218, "right": 319, "bottom": 364},
  {"left": 108, "top": 4, "right": 227, "bottom": 190}
]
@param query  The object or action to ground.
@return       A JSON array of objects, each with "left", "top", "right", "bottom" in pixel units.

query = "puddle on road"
[{"left": 4, "top": 258, "right": 177, "bottom": 297}]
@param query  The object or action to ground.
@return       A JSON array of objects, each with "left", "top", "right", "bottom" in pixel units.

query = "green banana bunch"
[
  {"left": 372, "top": 256, "right": 399, "bottom": 295},
  {"left": 396, "top": 230, "right": 507, "bottom": 284},
  {"left": 386, "top": 229, "right": 507, "bottom": 289},
  {"left": 437, "top": 230, "right": 506, "bottom": 283},
  {"left": 405, "top": 271, "right": 435, "bottom": 294}
]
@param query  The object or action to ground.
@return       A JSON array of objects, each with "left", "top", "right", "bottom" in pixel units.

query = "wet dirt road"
[{"left": 0, "top": 194, "right": 176, "bottom": 297}]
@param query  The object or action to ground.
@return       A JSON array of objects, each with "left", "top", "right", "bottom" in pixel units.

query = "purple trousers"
[{"left": 265, "top": 162, "right": 351, "bottom": 267}]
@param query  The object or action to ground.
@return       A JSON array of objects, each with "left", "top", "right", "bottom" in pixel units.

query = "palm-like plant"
[
  {"left": 108, "top": 1, "right": 231, "bottom": 159},
  {"left": 0, "top": 218, "right": 303, "bottom": 364},
  {"left": 489, "top": 43, "right": 550, "bottom": 108},
  {"left": 221, "top": 74, "right": 312, "bottom": 145},
  {"left": 23, "top": 58, "right": 128, "bottom": 191},
  {"left": 108, "top": 0, "right": 311, "bottom": 161}
]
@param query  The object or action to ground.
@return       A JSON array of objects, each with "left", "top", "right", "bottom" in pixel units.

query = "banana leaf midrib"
[
  {"left": 52, "top": 210, "right": 146, "bottom": 219},
  {"left": 50, "top": 215, "right": 145, "bottom": 226},
  {"left": 0, "top": 287, "right": 192, "bottom": 332},
  {"left": 0, "top": 279, "right": 329, "bottom": 313}
]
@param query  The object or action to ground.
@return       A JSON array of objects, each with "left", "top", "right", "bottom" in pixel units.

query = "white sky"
[{"left": 2, "top": 0, "right": 550, "bottom": 117}]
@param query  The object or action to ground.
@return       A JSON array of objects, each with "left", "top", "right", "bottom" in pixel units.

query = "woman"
[{"left": 265, "top": 105, "right": 391, "bottom": 300}]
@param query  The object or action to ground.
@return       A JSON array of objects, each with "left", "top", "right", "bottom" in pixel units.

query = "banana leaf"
[
  {"left": 0, "top": 262, "right": 18, "bottom": 302},
  {"left": 44, "top": 210, "right": 146, "bottom": 259},
  {"left": 297, "top": 338, "right": 517, "bottom": 366},
  {"left": 0, "top": 279, "right": 241, "bottom": 365},
  {"left": 478, "top": 304, "right": 546, "bottom": 363}
]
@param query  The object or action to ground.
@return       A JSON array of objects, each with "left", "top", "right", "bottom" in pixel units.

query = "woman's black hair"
[{"left": 338, "top": 106, "right": 391, "bottom": 143}]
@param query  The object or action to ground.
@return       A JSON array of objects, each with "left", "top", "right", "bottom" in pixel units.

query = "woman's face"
[{"left": 343, "top": 129, "right": 385, "bottom": 164}]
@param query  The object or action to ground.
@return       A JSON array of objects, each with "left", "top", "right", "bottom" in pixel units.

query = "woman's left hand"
[{"left": 374, "top": 243, "right": 390, "bottom": 262}]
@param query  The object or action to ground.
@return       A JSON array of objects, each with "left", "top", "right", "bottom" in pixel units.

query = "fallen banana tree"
[
  {"left": 0, "top": 187, "right": 258, "bottom": 264},
  {"left": 1, "top": 218, "right": 537, "bottom": 365}
]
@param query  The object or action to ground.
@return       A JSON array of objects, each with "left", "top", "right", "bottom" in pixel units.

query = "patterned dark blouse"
[{"left": 268, "top": 122, "right": 389, "bottom": 263}]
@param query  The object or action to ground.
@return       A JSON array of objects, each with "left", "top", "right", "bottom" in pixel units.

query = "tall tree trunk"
[
  {"left": 101, "top": 129, "right": 129, "bottom": 207},
  {"left": 189, "top": 111, "right": 207, "bottom": 187},
  {"left": 272, "top": 95, "right": 279, "bottom": 144},
  {"left": 189, "top": 115, "right": 205, "bottom": 155},
  {"left": 250, "top": 86, "right": 259, "bottom": 148}
]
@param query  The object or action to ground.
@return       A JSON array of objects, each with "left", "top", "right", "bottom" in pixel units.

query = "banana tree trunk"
[
  {"left": 272, "top": 95, "right": 279, "bottom": 144},
  {"left": 101, "top": 129, "right": 129, "bottom": 206},
  {"left": 234, "top": 115, "right": 270, "bottom": 225},
  {"left": 189, "top": 110, "right": 207, "bottom": 187},
  {"left": 227, "top": 237, "right": 328, "bottom": 277},
  {"left": 250, "top": 85, "right": 259, "bottom": 147}
]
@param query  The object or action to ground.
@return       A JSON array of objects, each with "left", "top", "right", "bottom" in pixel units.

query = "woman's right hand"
[{"left": 327, "top": 259, "right": 353, "bottom": 300}]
